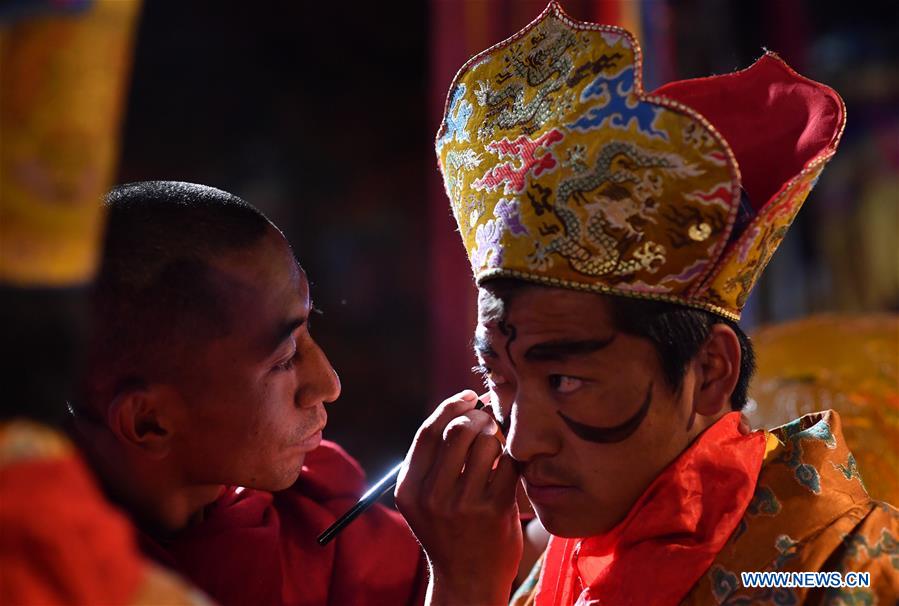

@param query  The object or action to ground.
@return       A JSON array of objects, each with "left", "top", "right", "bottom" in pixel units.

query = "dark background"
[{"left": 117, "top": 0, "right": 899, "bottom": 476}]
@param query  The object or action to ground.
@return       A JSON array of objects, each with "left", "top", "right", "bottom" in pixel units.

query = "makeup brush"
[{"left": 317, "top": 398, "right": 497, "bottom": 546}]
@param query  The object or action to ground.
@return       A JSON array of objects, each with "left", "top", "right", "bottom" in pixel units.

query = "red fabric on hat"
[
  {"left": 141, "top": 440, "right": 426, "bottom": 606},
  {"left": 534, "top": 413, "right": 766, "bottom": 606},
  {"left": 652, "top": 53, "right": 844, "bottom": 211}
]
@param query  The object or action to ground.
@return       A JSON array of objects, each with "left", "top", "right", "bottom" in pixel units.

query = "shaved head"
[{"left": 81, "top": 181, "right": 275, "bottom": 410}]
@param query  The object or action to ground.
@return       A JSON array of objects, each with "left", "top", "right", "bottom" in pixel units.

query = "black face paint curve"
[
  {"left": 557, "top": 381, "right": 653, "bottom": 444},
  {"left": 490, "top": 319, "right": 518, "bottom": 433},
  {"left": 497, "top": 319, "right": 518, "bottom": 367}
]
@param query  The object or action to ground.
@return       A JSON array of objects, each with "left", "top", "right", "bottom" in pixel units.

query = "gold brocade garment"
[
  {"left": 749, "top": 314, "right": 899, "bottom": 506},
  {"left": 513, "top": 411, "right": 899, "bottom": 605},
  {"left": 684, "top": 410, "right": 898, "bottom": 604}
]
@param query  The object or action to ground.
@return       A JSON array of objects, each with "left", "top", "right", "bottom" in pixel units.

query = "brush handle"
[{"left": 316, "top": 400, "right": 489, "bottom": 546}]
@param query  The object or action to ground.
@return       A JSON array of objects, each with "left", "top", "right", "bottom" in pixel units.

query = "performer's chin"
[
  {"left": 526, "top": 483, "right": 584, "bottom": 537},
  {"left": 529, "top": 492, "right": 621, "bottom": 538}
]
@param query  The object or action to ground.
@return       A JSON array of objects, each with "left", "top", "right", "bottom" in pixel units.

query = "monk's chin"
[
  {"left": 249, "top": 457, "right": 306, "bottom": 493},
  {"left": 275, "top": 457, "right": 306, "bottom": 490}
]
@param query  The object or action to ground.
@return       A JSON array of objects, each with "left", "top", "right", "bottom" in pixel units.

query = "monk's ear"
[
  {"left": 106, "top": 386, "right": 176, "bottom": 459},
  {"left": 691, "top": 324, "right": 741, "bottom": 418}
]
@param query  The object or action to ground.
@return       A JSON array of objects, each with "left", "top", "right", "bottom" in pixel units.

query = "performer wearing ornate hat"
[{"left": 395, "top": 3, "right": 898, "bottom": 604}]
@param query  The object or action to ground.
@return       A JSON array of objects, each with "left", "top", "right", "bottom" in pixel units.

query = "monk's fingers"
[
  {"left": 396, "top": 390, "right": 479, "bottom": 490},
  {"left": 487, "top": 451, "right": 521, "bottom": 505},
  {"left": 422, "top": 409, "right": 497, "bottom": 503},
  {"left": 459, "top": 428, "right": 503, "bottom": 500},
  {"left": 481, "top": 391, "right": 509, "bottom": 430}
]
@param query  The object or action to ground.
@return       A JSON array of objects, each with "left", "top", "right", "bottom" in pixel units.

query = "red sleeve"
[
  {"left": 279, "top": 441, "right": 428, "bottom": 606},
  {"left": 146, "top": 441, "right": 427, "bottom": 606}
]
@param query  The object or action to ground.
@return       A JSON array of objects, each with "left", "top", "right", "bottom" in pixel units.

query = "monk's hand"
[{"left": 395, "top": 390, "right": 522, "bottom": 606}]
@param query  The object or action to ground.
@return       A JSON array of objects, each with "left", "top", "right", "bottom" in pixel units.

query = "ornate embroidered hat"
[{"left": 436, "top": 1, "right": 845, "bottom": 320}]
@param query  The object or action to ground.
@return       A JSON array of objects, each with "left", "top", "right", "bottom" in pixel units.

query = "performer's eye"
[
  {"left": 473, "top": 364, "right": 508, "bottom": 389},
  {"left": 549, "top": 375, "right": 583, "bottom": 394}
]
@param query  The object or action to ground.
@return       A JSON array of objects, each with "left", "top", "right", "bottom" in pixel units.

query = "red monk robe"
[{"left": 140, "top": 440, "right": 428, "bottom": 606}]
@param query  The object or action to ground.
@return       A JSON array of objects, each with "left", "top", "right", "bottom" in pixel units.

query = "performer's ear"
[
  {"left": 691, "top": 324, "right": 741, "bottom": 418},
  {"left": 107, "top": 387, "right": 174, "bottom": 459}
]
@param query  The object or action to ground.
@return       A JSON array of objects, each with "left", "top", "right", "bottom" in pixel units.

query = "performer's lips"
[{"left": 523, "top": 473, "right": 577, "bottom": 505}]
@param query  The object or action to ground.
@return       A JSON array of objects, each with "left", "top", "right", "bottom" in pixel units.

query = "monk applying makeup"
[{"left": 71, "top": 181, "right": 426, "bottom": 606}]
